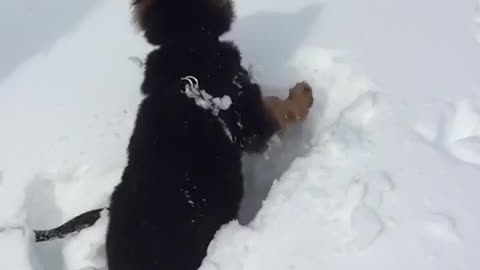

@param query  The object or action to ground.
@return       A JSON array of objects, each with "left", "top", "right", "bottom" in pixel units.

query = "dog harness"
[
  {"left": 182, "top": 76, "right": 232, "bottom": 117},
  {"left": 181, "top": 70, "right": 251, "bottom": 143}
]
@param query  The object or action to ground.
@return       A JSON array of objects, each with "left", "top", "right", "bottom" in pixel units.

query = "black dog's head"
[
  {"left": 130, "top": 0, "right": 281, "bottom": 154},
  {"left": 132, "top": 0, "right": 235, "bottom": 45}
]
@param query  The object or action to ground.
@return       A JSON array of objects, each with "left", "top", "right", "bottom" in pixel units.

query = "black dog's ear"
[{"left": 131, "top": 0, "right": 235, "bottom": 45}]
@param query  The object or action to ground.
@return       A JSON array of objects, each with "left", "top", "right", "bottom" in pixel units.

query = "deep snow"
[{"left": 1, "top": 0, "right": 480, "bottom": 270}]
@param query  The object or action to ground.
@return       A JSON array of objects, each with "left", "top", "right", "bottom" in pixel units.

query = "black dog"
[
  {"left": 105, "top": 1, "right": 311, "bottom": 270},
  {"left": 106, "top": 1, "right": 278, "bottom": 269},
  {"left": 25, "top": 0, "right": 312, "bottom": 267}
]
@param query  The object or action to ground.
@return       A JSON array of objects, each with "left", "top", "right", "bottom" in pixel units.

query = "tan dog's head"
[
  {"left": 286, "top": 81, "right": 313, "bottom": 121},
  {"left": 264, "top": 82, "right": 314, "bottom": 130}
]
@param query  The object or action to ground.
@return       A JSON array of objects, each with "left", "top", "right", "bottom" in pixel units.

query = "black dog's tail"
[
  {"left": 132, "top": 0, "right": 235, "bottom": 45},
  {"left": 34, "top": 208, "right": 107, "bottom": 242}
]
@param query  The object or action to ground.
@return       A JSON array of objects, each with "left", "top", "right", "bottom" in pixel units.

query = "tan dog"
[{"left": 264, "top": 82, "right": 314, "bottom": 130}]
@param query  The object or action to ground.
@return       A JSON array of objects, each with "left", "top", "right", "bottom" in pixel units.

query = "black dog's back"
[
  {"left": 107, "top": 93, "right": 244, "bottom": 270},
  {"left": 106, "top": 1, "right": 279, "bottom": 270}
]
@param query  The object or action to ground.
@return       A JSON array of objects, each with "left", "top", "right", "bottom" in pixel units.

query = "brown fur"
[
  {"left": 264, "top": 82, "right": 314, "bottom": 130},
  {"left": 132, "top": 0, "right": 154, "bottom": 30}
]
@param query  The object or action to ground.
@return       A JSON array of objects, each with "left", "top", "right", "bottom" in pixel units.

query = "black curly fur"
[
  {"left": 132, "top": 0, "right": 235, "bottom": 45},
  {"left": 106, "top": 1, "right": 280, "bottom": 270}
]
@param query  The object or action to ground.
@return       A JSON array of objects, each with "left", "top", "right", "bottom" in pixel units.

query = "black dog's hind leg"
[{"left": 34, "top": 208, "right": 107, "bottom": 242}]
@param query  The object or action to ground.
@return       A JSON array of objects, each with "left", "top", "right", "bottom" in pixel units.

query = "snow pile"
[
  {"left": 0, "top": 0, "right": 147, "bottom": 269},
  {"left": 201, "top": 49, "right": 384, "bottom": 270},
  {"left": 0, "top": 228, "right": 35, "bottom": 270},
  {"left": 1, "top": 0, "right": 480, "bottom": 270},
  {"left": 62, "top": 210, "right": 109, "bottom": 270}
]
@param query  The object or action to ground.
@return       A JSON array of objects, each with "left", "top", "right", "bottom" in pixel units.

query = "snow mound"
[{"left": 200, "top": 48, "right": 383, "bottom": 270}]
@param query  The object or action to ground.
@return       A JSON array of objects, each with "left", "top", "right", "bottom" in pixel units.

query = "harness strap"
[
  {"left": 180, "top": 68, "right": 252, "bottom": 144},
  {"left": 182, "top": 76, "right": 232, "bottom": 117},
  {"left": 181, "top": 75, "right": 239, "bottom": 142}
]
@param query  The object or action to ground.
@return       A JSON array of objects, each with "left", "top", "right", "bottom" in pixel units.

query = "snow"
[
  {"left": 62, "top": 210, "right": 108, "bottom": 270},
  {"left": 1, "top": 0, "right": 480, "bottom": 270},
  {"left": 0, "top": 229, "right": 35, "bottom": 270}
]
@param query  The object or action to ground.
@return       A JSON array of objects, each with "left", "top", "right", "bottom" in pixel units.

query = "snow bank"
[
  {"left": 0, "top": 1, "right": 147, "bottom": 269},
  {"left": 201, "top": 48, "right": 382, "bottom": 270},
  {"left": 0, "top": 229, "right": 35, "bottom": 270}
]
